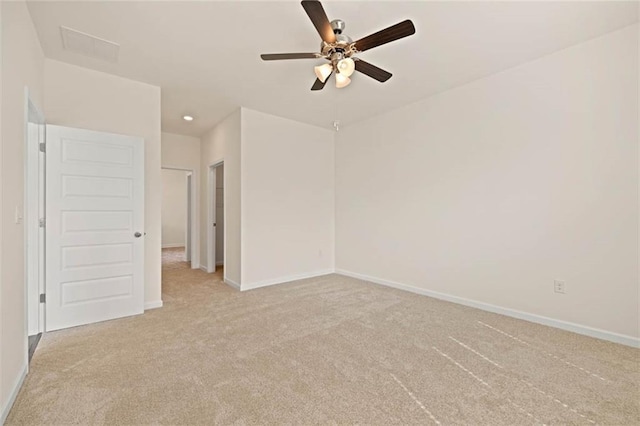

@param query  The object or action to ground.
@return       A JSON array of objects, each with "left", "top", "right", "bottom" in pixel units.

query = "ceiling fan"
[{"left": 260, "top": 0, "right": 415, "bottom": 91}]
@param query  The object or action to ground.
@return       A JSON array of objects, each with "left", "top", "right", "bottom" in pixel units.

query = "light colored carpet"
[{"left": 6, "top": 248, "right": 639, "bottom": 425}]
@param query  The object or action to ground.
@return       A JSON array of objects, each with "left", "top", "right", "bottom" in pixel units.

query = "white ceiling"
[{"left": 27, "top": 1, "right": 638, "bottom": 136}]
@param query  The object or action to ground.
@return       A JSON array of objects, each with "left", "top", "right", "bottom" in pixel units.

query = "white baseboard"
[
  {"left": 1, "top": 363, "right": 27, "bottom": 424},
  {"left": 161, "top": 244, "right": 184, "bottom": 249},
  {"left": 242, "top": 269, "right": 334, "bottom": 292},
  {"left": 200, "top": 264, "right": 225, "bottom": 272},
  {"left": 144, "top": 300, "right": 163, "bottom": 310},
  {"left": 224, "top": 278, "right": 241, "bottom": 290},
  {"left": 336, "top": 269, "right": 640, "bottom": 348}
]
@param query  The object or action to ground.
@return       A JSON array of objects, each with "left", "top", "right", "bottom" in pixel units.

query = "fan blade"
[
  {"left": 261, "top": 53, "right": 319, "bottom": 61},
  {"left": 311, "top": 73, "right": 331, "bottom": 91},
  {"left": 301, "top": 1, "right": 336, "bottom": 44},
  {"left": 353, "top": 20, "right": 415, "bottom": 52},
  {"left": 355, "top": 60, "right": 392, "bottom": 82}
]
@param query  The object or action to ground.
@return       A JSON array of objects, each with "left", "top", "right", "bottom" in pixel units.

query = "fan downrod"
[{"left": 330, "top": 19, "right": 345, "bottom": 34}]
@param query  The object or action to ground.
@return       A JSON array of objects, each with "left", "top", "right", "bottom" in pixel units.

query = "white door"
[{"left": 45, "top": 125, "right": 145, "bottom": 331}]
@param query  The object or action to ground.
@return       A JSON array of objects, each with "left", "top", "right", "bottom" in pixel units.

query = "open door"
[{"left": 45, "top": 125, "right": 145, "bottom": 331}]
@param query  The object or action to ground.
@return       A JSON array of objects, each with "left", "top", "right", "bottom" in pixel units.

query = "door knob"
[{"left": 134, "top": 232, "right": 142, "bottom": 238}]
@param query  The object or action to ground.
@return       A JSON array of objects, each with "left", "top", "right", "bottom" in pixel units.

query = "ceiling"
[{"left": 27, "top": 1, "right": 638, "bottom": 137}]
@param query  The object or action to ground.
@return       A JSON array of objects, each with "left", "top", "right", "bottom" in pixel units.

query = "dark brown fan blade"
[
  {"left": 311, "top": 73, "right": 332, "bottom": 91},
  {"left": 353, "top": 20, "right": 415, "bottom": 52},
  {"left": 301, "top": 1, "right": 336, "bottom": 44},
  {"left": 260, "top": 53, "right": 319, "bottom": 61},
  {"left": 354, "top": 60, "right": 392, "bottom": 82}
]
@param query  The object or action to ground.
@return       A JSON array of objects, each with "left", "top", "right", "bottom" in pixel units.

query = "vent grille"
[{"left": 60, "top": 26, "right": 119, "bottom": 63}]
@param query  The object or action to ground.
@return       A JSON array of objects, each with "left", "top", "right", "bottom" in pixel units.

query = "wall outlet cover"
[{"left": 554, "top": 280, "right": 566, "bottom": 294}]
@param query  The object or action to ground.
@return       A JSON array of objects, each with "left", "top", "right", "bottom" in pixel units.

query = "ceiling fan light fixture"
[
  {"left": 259, "top": 1, "right": 415, "bottom": 91},
  {"left": 335, "top": 73, "right": 351, "bottom": 89},
  {"left": 337, "top": 58, "right": 355, "bottom": 77},
  {"left": 314, "top": 63, "right": 333, "bottom": 83}
]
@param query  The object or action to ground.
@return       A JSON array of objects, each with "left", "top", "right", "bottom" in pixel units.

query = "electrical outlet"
[
  {"left": 554, "top": 280, "right": 566, "bottom": 294},
  {"left": 318, "top": 249, "right": 323, "bottom": 258}
]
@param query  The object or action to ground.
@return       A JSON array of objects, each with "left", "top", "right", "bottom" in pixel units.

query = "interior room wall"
[
  {"left": 161, "top": 132, "right": 200, "bottom": 171},
  {"left": 335, "top": 25, "right": 639, "bottom": 344},
  {"left": 216, "top": 165, "right": 224, "bottom": 265},
  {"left": 0, "top": 1, "right": 45, "bottom": 420},
  {"left": 241, "top": 109, "right": 335, "bottom": 290},
  {"left": 200, "top": 109, "right": 241, "bottom": 285},
  {"left": 161, "top": 169, "right": 187, "bottom": 248},
  {"left": 43, "top": 59, "right": 163, "bottom": 309}
]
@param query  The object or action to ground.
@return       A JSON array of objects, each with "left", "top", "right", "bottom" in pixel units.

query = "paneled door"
[{"left": 45, "top": 125, "right": 145, "bottom": 331}]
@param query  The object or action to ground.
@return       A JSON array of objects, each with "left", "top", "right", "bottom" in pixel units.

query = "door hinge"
[
  {"left": 39, "top": 218, "right": 45, "bottom": 228},
  {"left": 39, "top": 293, "right": 46, "bottom": 303},
  {"left": 39, "top": 142, "right": 46, "bottom": 153}
]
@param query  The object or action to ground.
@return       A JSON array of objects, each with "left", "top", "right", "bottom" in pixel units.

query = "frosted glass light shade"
[
  {"left": 314, "top": 63, "right": 333, "bottom": 83},
  {"left": 335, "top": 73, "right": 351, "bottom": 89},
  {"left": 337, "top": 58, "right": 355, "bottom": 77}
]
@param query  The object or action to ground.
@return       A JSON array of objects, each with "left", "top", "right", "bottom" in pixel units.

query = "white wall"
[
  {"left": 336, "top": 25, "right": 639, "bottom": 343},
  {"left": 161, "top": 169, "right": 187, "bottom": 248},
  {"left": 241, "top": 109, "right": 335, "bottom": 290},
  {"left": 44, "top": 59, "right": 163, "bottom": 308},
  {"left": 199, "top": 108, "right": 335, "bottom": 289},
  {"left": 200, "top": 110, "right": 241, "bottom": 285},
  {"left": 0, "top": 1, "right": 44, "bottom": 420},
  {"left": 161, "top": 132, "right": 200, "bottom": 171}
]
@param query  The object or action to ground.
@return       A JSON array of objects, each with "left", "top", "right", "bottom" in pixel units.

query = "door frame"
[
  {"left": 185, "top": 172, "right": 192, "bottom": 262},
  {"left": 24, "top": 88, "right": 45, "bottom": 336},
  {"left": 207, "top": 161, "right": 225, "bottom": 274},
  {"left": 161, "top": 166, "right": 199, "bottom": 269}
]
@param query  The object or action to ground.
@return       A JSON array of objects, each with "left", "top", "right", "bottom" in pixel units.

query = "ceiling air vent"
[{"left": 60, "top": 26, "right": 120, "bottom": 63}]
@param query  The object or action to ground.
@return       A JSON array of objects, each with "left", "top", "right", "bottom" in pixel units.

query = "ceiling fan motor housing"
[{"left": 321, "top": 19, "right": 354, "bottom": 58}]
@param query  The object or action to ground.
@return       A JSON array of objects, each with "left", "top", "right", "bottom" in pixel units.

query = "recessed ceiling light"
[{"left": 183, "top": 115, "right": 194, "bottom": 122}]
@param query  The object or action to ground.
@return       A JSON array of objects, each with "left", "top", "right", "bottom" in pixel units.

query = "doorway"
[
  {"left": 207, "top": 162, "right": 224, "bottom": 274},
  {"left": 25, "top": 92, "right": 45, "bottom": 358},
  {"left": 161, "top": 167, "right": 198, "bottom": 269}
]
